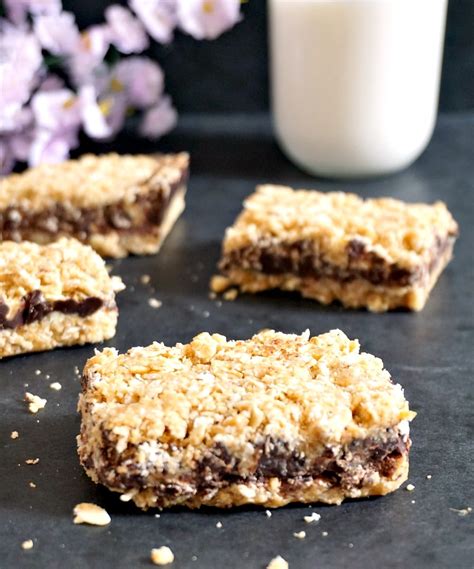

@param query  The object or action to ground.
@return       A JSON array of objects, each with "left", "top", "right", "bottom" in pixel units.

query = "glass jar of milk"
[{"left": 269, "top": 0, "right": 448, "bottom": 178}]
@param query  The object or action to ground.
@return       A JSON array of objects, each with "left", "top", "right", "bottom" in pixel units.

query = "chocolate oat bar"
[
  {"left": 0, "top": 238, "right": 124, "bottom": 358},
  {"left": 212, "top": 185, "right": 458, "bottom": 311},
  {"left": 0, "top": 152, "right": 189, "bottom": 258},
  {"left": 78, "top": 329, "right": 414, "bottom": 510}
]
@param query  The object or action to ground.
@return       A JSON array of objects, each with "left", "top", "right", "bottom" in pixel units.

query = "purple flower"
[
  {"left": 177, "top": 0, "right": 241, "bottom": 40},
  {"left": 33, "top": 12, "right": 81, "bottom": 56},
  {"left": 10, "top": 129, "right": 35, "bottom": 163},
  {"left": 105, "top": 5, "right": 149, "bottom": 54},
  {"left": 38, "top": 75, "right": 65, "bottom": 92},
  {"left": 0, "top": 106, "right": 34, "bottom": 171},
  {"left": 68, "top": 25, "right": 111, "bottom": 87},
  {"left": 112, "top": 57, "right": 164, "bottom": 109},
  {"left": 4, "top": 0, "right": 61, "bottom": 26},
  {"left": 0, "top": 141, "right": 15, "bottom": 175},
  {"left": 140, "top": 95, "right": 177, "bottom": 138},
  {"left": 29, "top": 128, "right": 79, "bottom": 166},
  {"left": 0, "top": 20, "right": 42, "bottom": 132},
  {"left": 28, "top": 88, "right": 82, "bottom": 165},
  {"left": 79, "top": 85, "right": 127, "bottom": 140},
  {"left": 129, "top": 0, "right": 177, "bottom": 44},
  {"left": 31, "top": 89, "right": 82, "bottom": 131}
]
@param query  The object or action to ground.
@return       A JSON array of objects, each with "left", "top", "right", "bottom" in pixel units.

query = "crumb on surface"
[
  {"left": 29, "top": 482, "right": 36, "bottom": 488},
  {"left": 406, "top": 483, "right": 415, "bottom": 492},
  {"left": 322, "top": 531, "right": 328, "bottom": 537},
  {"left": 223, "top": 288, "right": 238, "bottom": 301},
  {"left": 216, "top": 521, "right": 222, "bottom": 528},
  {"left": 265, "top": 510, "right": 272, "bottom": 518},
  {"left": 304, "top": 512, "right": 321, "bottom": 523},
  {"left": 293, "top": 531, "right": 306, "bottom": 539},
  {"left": 426, "top": 474, "right": 432, "bottom": 479},
  {"left": 148, "top": 298, "right": 162, "bottom": 309},
  {"left": 73, "top": 503, "right": 111, "bottom": 526},
  {"left": 25, "top": 458, "right": 39, "bottom": 465},
  {"left": 140, "top": 274, "right": 151, "bottom": 285},
  {"left": 35, "top": 370, "right": 41, "bottom": 376},
  {"left": 11, "top": 430, "right": 19, "bottom": 439},
  {"left": 25, "top": 392, "right": 47, "bottom": 414},
  {"left": 21, "top": 540, "right": 33, "bottom": 550},
  {"left": 210, "top": 275, "right": 232, "bottom": 294},
  {"left": 150, "top": 546, "right": 174, "bottom": 565},
  {"left": 266, "top": 555, "right": 288, "bottom": 569},
  {"left": 449, "top": 507, "right": 472, "bottom": 517},
  {"left": 50, "top": 382, "right": 62, "bottom": 391}
]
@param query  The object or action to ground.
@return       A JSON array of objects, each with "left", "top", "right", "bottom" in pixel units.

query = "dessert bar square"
[
  {"left": 212, "top": 185, "right": 458, "bottom": 311},
  {"left": 0, "top": 238, "right": 124, "bottom": 359},
  {"left": 0, "top": 152, "right": 189, "bottom": 258},
  {"left": 78, "top": 329, "right": 414, "bottom": 510}
]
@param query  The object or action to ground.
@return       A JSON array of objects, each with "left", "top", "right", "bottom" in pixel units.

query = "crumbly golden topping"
[
  {"left": 0, "top": 238, "right": 124, "bottom": 313},
  {"left": 81, "top": 329, "right": 414, "bottom": 453},
  {"left": 222, "top": 185, "right": 458, "bottom": 268},
  {"left": 0, "top": 152, "right": 189, "bottom": 211}
]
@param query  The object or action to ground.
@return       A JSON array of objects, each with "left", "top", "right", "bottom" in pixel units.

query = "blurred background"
[{"left": 68, "top": 0, "right": 473, "bottom": 114}]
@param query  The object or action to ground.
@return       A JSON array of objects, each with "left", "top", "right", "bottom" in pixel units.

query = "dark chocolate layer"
[
  {"left": 0, "top": 167, "right": 187, "bottom": 243},
  {"left": 220, "top": 235, "right": 455, "bottom": 287},
  {"left": 0, "top": 290, "right": 104, "bottom": 330},
  {"left": 84, "top": 428, "right": 409, "bottom": 506}
]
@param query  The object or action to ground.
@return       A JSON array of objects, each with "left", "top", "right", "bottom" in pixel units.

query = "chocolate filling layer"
[
  {"left": 0, "top": 167, "right": 187, "bottom": 242},
  {"left": 0, "top": 290, "right": 104, "bottom": 330},
  {"left": 220, "top": 235, "right": 455, "bottom": 287},
  {"left": 86, "top": 429, "right": 408, "bottom": 504}
]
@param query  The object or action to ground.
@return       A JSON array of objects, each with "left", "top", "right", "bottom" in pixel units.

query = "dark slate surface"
[{"left": 1, "top": 113, "right": 473, "bottom": 569}]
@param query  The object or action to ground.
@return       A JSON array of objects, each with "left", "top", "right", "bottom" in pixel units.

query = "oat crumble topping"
[
  {"left": 222, "top": 185, "right": 458, "bottom": 268},
  {"left": 0, "top": 153, "right": 189, "bottom": 211},
  {"left": 0, "top": 238, "right": 124, "bottom": 313},
  {"left": 78, "top": 329, "right": 414, "bottom": 510}
]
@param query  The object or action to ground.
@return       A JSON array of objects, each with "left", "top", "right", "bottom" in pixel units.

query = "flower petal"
[
  {"left": 139, "top": 95, "right": 177, "bottom": 139},
  {"left": 33, "top": 12, "right": 81, "bottom": 56},
  {"left": 129, "top": 0, "right": 177, "bottom": 44},
  {"left": 112, "top": 57, "right": 164, "bottom": 109},
  {"left": 177, "top": 0, "right": 241, "bottom": 40},
  {"left": 105, "top": 5, "right": 149, "bottom": 54}
]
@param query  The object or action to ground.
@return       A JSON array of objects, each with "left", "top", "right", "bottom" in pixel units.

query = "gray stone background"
[{"left": 66, "top": 0, "right": 474, "bottom": 113}]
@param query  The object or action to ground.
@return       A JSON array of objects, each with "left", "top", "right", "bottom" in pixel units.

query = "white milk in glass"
[{"left": 269, "top": 0, "right": 448, "bottom": 178}]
